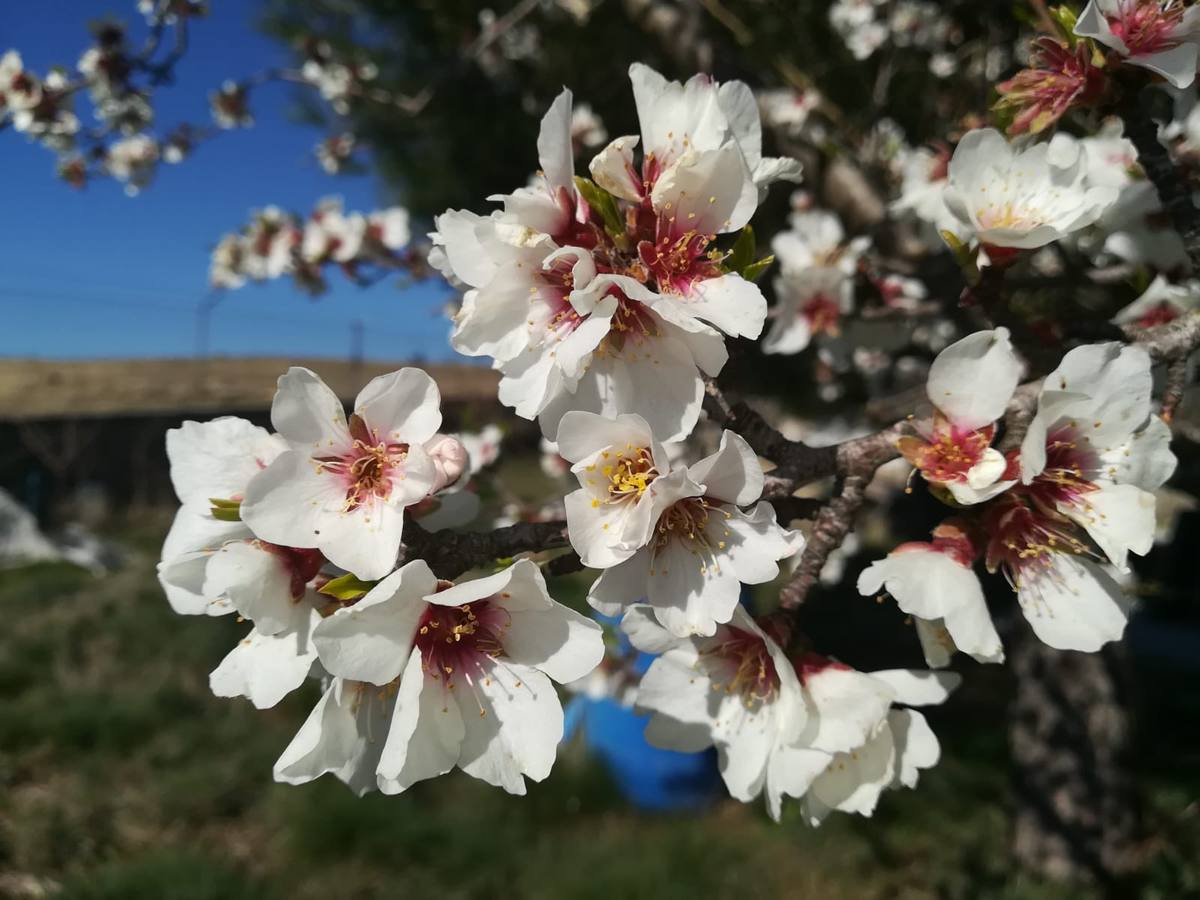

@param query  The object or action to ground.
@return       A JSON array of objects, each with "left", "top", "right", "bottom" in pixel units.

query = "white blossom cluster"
[
  {"left": 828, "top": 0, "right": 961, "bottom": 76},
  {"left": 0, "top": 51, "right": 80, "bottom": 152},
  {"left": 157, "top": 52, "right": 1190, "bottom": 827},
  {"left": 860, "top": 328, "right": 1176, "bottom": 660},
  {"left": 209, "top": 198, "right": 414, "bottom": 295},
  {"left": 0, "top": 8, "right": 390, "bottom": 194},
  {"left": 158, "top": 369, "right": 605, "bottom": 795}
]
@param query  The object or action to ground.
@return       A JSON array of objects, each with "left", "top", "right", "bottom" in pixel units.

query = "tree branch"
[
  {"left": 402, "top": 519, "right": 570, "bottom": 580},
  {"left": 778, "top": 475, "right": 868, "bottom": 611},
  {"left": 399, "top": 317, "right": 1200, "bottom": 589},
  {"left": 1119, "top": 90, "right": 1200, "bottom": 271}
]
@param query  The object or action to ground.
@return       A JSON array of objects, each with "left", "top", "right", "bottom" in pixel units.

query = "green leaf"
[
  {"left": 1049, "top": 5, "right": 1079, "bottom": 45},
  {"left": 940, "top": 230, "right": 980, "bottom": 284},
  {"left": 209, "top": 498, "right": 242, "bottom": 521},
  {"left": 574, "top": 176, "right": 626, "bottom": 243},
  {"left": 741, "top": 255, "right": 775, "bottom": 283},
  {"left": 726, "top": 226, "right": 756, "bottom": 275},
  {"left": 318, "top": 573, "right": 378, "bottom": 601}
]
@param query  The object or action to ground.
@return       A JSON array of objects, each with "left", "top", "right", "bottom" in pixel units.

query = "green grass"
[{"left": 0, "top": 537, "right": 1196, "bottom": 900}]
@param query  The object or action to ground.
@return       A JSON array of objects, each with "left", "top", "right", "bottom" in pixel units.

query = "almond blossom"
[
  {"left": 890, "top": 142, "right": 962, "bottom": 242},
  {"left": 944, "top": 128, "right": 1118, "bottom": 251},
  {"left": 897, "top": 328, "right": 1023, "bottom": 504},
  {"left": 301, "top": 197, "right": 366, "bottom": 266},
  {"left": 622, "top": 605, "right": 809, "bottom": 819},
  {"left": 857, "top": 520, "right": 1004, "bottom": 667},
  {"left": 788, "top": 655, "right": 958, "bottom": 825},
  {"left": 210, "top": 80, "right": 253, "bottom": 129},
  {"left": 275, "top": 559, "right": 604, "bottom": 796},
  {"left": 561, "top": 412, "right": 802, "bottom": 637},
  {"left": 105, "top": 134, "right": 160, "bottom": 195},
  {"left": 315, "top": 132, "right": 355, "bottom": 173},
  {"left": 624, "top": 606, "right": 958, "bottom": 822},
  {"left": 208, "top": 587, "right": 325, "bottom": 710},
  {"left": 158, "top": 416, "right": 287, "bottom": 616},
  {"left": 976, "top": 343, "right": 1174, "bottom": 652},
  {"left": 1113, "top": 275, "right": 1200, "bottom": 327},
  {"left": 1076, "top": 0, "right": 1200, "bottom": 89},
  {"left": 158, "top": 416, "right": 326, "bottom": 708},
  {"left": 437, "top": 65, "right": 799, "bottom": 441},
  {"left": 995, "top": 36, "right": 1107, "bottom": 136},
  {"left": 241, "top": 367, "right": 441, "bottom": 581},
  {"left": 209, "top": 199, "right": 413, "bottom": 295},
  {"left": 1016, "top": 342, "right": 1175, "bottom": 572},
  {"left": 762, "top": 209, "right": 870, "bottom": 355}
]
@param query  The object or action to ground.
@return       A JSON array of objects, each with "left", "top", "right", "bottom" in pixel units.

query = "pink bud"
[{"left": 424, "top": 434, "right": 468, "bottom": 493}]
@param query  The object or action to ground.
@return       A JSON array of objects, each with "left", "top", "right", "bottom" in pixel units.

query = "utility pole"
[
  {"left": 350, "top": 317, "right": 365, "bottom": 368},
  {"left": 195, "top": 292, "right": 225, "bottom": 358}
]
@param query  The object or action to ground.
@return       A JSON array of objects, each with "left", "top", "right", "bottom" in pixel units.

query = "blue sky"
[{"left": 0, "top": 1, "right": 460, "bottom": 363}]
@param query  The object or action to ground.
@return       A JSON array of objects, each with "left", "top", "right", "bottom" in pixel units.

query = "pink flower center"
[
  {"left": 983, "top": 495, "right": 1091, "bottom": 587},
  {"left": 637, "top": 228, "right": 722, "bottom": 295},
  {"left": 258, "top": 543, "right": 326, "bottom": 599},
  {"left": 1023, "top": 425, "right": 1099, "bottom": 511},
  {"left": 1108, "top": 1, "right": 1185, "bottom": 54},
  {"left": 1137, "top": 301, "right": 1181, "bottom": 327},
  {"left": 703, "top": 626, "right": 780, "bottom": 705},
  {"left": 898, "top": 415, "right": 996, "bottom": 485},
  {"left": 894, "top": 525, "right": 980, "bottom": 568},
  {"left": 415, "top": 597, "right": 511, "bottom": 709},
  {"left": 801, "top": 293, "right": 843, "bottom": 336},
  {"left": 793, "top": 651, "right": 853, "bottom": 685},
  {"left": 314, "top": 413, "right": 409, "bottom": 511}
]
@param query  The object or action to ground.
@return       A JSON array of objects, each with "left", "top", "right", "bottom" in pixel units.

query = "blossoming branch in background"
[{"left": 209, "top": 197, "right": 426, "bottom": 295}]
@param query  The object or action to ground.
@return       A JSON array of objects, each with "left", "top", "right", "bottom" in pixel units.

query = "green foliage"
[
  {"left": 58, "top": 852, "right": 275, "bottom": 900},
  {"left": 740, "top": 254, "right": 775, "bottom": 283},
  {"left": 1, "top": 534, "right": 1197, "bottom": 898},
  {"left": 209, "top": 498, "right": 242, "bottom": 522},
  {"left": 259, "top": 0, "right": 1025, "bottom": 221},
  {"left": 318, "top": 572, "right": 378, "bottom": 600},
  {"left": 726, "top": 225, "right": 757, "bottom": 275},
  {"left": 1049, "top": 5, "right": 1081, "bottom": 46},
  {"left": 723, "top": 227, "right": 774, "bottom": 281},
  {"left": 574, "top": 176, "right": 627, "bottom": 246}
]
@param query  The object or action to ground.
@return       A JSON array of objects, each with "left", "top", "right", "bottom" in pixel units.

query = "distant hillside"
[{"left": 0, "top": 357, "right": 500, "bottom": 421}]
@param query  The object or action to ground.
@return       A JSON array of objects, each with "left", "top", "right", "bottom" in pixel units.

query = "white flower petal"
[
  {"left": 926, "top": 328, "right": 1021, "bottom": 430},
  {"left": 455, "top": 661, "right": 563, "bottom": 794},
  {"left": 888, "top": 708, "right": 939, "bottom": 789},
  {"left": 355, "top": 367, "right": 442, "bottom": 445},
  {"left": 866, "top": 669, "right": 961, "bottom": 706},
  {"left": 537, "top": 88, "right": 575, "bottom": 195},
  {"left": 313, "top": 560, "right": 437, "bottom": 684},
  {"left": 377, "top": 648, "right": 466, "bottom": 793},
  {"left": 687, "top": 430, "right": 762, "bottom": 507},
  {"left": 271, "top": 367, "right": 349, "bottom": 446},
  {"left": 203, "top": 540, "right": 297, "bottom": 635},
  {"left": 1020, "top": 555, "right": 1132, "bottom": 651},
  {"left": 589, "top": 135, "right": 643, "bottom": 202},
  {"left": 274, "top": 678, "right": 393, "bottom": 796},
  {"left": 210, "top": 605, "right": 320, "bottom": 709},
  {"left": 681, "top": 274, "right": 767, "bottom": 340}
]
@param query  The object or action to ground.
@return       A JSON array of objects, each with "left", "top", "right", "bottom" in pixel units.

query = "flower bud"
[{"left": 424, "top": 433, "right": 468, "bottom": 493}]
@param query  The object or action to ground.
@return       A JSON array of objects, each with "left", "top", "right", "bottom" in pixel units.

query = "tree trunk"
[{"left": 1009, "top": 631, "right": 1141, "bottom": 891}]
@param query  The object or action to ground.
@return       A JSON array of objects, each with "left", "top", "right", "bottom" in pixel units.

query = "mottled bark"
[{"left": 1009, "top": 632, "right": 1141, "bottom": 889}]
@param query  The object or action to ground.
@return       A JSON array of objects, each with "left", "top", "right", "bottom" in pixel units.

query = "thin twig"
[
  {"left": 1119, "top": 89, "right": 1200, "bottom": 271},
  {"left": 778, "top": 475, "right": 869, "bottom": 611},
  {"left": 1161, "top": 358, "right": 1190, "bottom": 423}
]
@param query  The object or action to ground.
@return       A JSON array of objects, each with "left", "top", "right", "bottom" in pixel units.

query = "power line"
[{"left": 0, "top": 288, "right": 451, "bottom": 345}]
